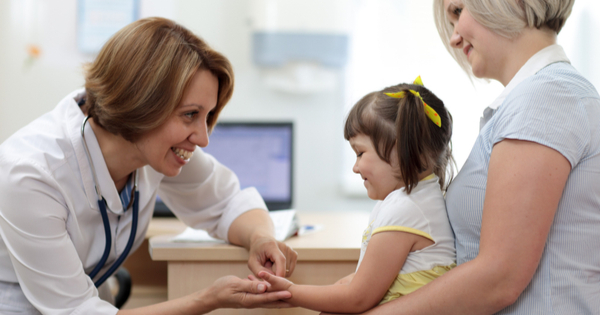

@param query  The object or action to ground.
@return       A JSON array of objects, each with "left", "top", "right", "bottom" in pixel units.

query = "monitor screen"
[{"left": 153, "top": 122, "right": 294, "bottom": 216}]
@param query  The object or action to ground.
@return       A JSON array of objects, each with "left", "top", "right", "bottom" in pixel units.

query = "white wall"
[
  {"left": 1, "top": 0, "right": 599, "bottom": 213},
  {"left": 0, "top": 0, "right": 87, "bottom": 141},
  {"left": 0, "top": 0, "right": 377, "bottom": 213},
  {"left": 173, "top": 0, "right": 377, "bottom": 212}
]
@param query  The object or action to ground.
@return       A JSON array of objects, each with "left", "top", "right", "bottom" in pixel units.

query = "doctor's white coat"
[{"left": 0, "top": 89, "right": 267, "bottom": 315}]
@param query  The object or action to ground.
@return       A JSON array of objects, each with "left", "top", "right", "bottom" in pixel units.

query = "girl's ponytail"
[
  {"left": 436, "top": 140, "right": 455, "bottom": 192},
  {"left": 345, "top": 79, "right": 453, "bottom": 194},
  {"left": 396, "top": 91, "right": 432, "bottom": 194}
]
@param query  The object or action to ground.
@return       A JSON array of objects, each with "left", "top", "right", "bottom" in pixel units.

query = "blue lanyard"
[{"left": 81, "top": 116, "right": 140, "bottom": 288}]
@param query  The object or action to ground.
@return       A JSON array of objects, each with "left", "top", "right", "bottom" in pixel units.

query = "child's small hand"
[
  {"left": 258, "top": 271, "right": 294, "bottom": 292},
  {"left": 247, "top": 273, "right": 292, "bottom": 293}
]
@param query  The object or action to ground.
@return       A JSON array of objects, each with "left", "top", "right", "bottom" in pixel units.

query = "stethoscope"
[{"left": 81, "top": 116, "right": 140, "bottom": 288}]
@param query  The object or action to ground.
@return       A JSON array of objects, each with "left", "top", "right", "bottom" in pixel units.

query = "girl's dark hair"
[{"left": 344, "top": 83, "right": 454, "bottom": 194}]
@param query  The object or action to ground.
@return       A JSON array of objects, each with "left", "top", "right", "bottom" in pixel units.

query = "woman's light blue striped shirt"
[{"left": 446, "top": 62, "right": 600, "bottom": 314}]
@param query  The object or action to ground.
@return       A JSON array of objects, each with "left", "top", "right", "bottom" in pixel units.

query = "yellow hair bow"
[{"left": 384, "top": 76, "right": 442, "bottom": 128}]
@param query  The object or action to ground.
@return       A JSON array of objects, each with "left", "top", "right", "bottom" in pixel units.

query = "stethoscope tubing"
[
  {"left": 94, "top": 190, "right": 139, "bottom": 287},
  {"left": 81, "top": 115, "right": 140, "bottom": 288},
  {"left": 87, "top": 198, "right": 112, "bottom": 281}
]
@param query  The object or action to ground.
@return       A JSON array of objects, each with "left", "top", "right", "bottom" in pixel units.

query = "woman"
[
  {"left": 322, "top": 0, "right": 600, "bottom": 314},
  {"left": 0, "top": 17, "right": 297, "bottom": 314}
]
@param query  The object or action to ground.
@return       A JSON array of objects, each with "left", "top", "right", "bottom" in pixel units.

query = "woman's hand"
[
  {"left": 228, "top": 209, "right": 298, "bottom": 278},
  {"left": 201, "top": 275, "right": 292, "bottom": 310},
  {"left": 248, "top": 233, "right": 298, "bottom": 277}
]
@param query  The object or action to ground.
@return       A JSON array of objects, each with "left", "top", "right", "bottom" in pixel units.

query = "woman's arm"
[
  {"left": 118, "top": 275, "right": 291, "bottom": 315},
  {"left": 228, "top": 209, "right": 298, "bottom": 277},
  {"left": 326, "top": 139, "right": 571, "bottom": 315},
  {"left": 261, "top": 231, "right": 427, "bottom": 313},
  {"left": 160, "top": 152, "right": 298, "bottom": 278}
]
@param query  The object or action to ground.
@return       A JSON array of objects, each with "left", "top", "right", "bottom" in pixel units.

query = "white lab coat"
[{"left": 0, "top": 89, "right": 267, "bottom": 315}]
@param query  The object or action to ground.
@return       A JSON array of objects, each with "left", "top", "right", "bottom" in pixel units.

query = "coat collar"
[{"left": 65, "top": 89, "right": 126, "bottom": 215}]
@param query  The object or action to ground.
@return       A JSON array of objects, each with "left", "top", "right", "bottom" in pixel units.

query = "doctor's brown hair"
[
  {"left": 83, "top": 17, "right": 234, "bottom": 142},
  {"left": 344, "top": 84, "right": 454, "bottom": 194}
]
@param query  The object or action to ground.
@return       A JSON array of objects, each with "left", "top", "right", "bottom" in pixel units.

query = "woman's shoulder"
[
  {"left": 509, "top": 62, "right": 599, "bottom": 106},
  {"left": 0, "top": 92, "right": 83, "bottom": 179},
  {"left": 489, "top": 63, "right": 599, "bottom": 168},
  {"left": 497, "top": 62, "right": 598, "bottom": 123},
  {"left": 0, "top": 133, "right": 67, "bottom": 193},
  {"left": 536, "top": 62, "right": 597, "bottom": 91}
]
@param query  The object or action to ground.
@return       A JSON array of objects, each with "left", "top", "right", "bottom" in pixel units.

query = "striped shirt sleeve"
[{"left": 490, "top": 71, "right": 589, "bottom": 168}]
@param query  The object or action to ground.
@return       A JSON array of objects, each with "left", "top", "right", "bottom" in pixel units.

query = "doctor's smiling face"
[{"left": 135, "top": 68, "right": 219, "bottom": 177}]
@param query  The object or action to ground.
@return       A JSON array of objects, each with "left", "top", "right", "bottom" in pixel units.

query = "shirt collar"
[{"left": 488, "top": 44, "right": 570, "bottom": 110}]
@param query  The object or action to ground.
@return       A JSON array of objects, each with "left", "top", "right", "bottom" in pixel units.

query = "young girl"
[{"left": 257, "top": 77, "right": 456, "bottom": 313}]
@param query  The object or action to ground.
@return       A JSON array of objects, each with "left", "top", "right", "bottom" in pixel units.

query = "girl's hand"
[
  {"left": 257, "top": 271, "right": 294, "bottom": 292},
  {"left": 248, "top": 234, "right": 298, "bottom": 278},
  {"left": 202, "top": 275, "right": 292, "bottom": 310},
  {"left": 334, "top": 272, "right": 356, "bottom": 285}
]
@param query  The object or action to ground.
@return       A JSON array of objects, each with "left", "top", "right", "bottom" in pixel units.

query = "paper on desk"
[
  {"left": 172, "top": 209, "right": 300, "bottom": 243},
  {"left": 172, "top": 228, "right": 225, "bottom": 243},
  {"left": 270, "top": 209, "right": 300, "bottom": 241}
]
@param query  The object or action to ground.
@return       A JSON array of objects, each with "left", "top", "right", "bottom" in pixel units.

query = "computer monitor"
[{"left": 153, "top": 121, "right": 294, "bottom": 217}]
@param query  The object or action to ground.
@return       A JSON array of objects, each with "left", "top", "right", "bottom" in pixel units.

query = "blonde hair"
[
  {"left": 434, "top": 0, "right": 575, "bottom": 76},
  {"left": 84, "top": 17, "right": 234, "bottom": 142},
  {"left": 344, "top": 83, "right": 454, "bottom": 193}
]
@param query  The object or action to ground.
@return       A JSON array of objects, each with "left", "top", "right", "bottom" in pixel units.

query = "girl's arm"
[
  {"left": 261, "top": 231, "right": 430, "bottom": 313},
  {"left": 323, "top": 139, "right": 571, "bottom": 315},
  {"left": 334, "top": 272, "right": 356, "bottom": 285}
]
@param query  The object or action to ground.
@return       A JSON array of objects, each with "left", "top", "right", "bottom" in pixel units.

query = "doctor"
[{"left": 0, "top": 17, "right": 296, "bottom": 315}]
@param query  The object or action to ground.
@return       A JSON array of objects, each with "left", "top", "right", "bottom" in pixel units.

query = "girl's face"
[
  {"left": 135, "top": 69, "right": 218, "bottom": 177},
  {"left": 443, "top": 0, "right": 511, "bottom": 82},
  {"left": 349, "top": 134, "right": 403, "bottom": 200}
]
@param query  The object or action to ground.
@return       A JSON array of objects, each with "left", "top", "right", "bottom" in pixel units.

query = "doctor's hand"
[
  {"left": 247, "top": 234, "right": 298, "bottom": 278},
  {"left": 201, "top": 275, "right": 292, "bottom": 310},
  {"left": 228, "top": 209, "right": 298, "bottom": 278}
]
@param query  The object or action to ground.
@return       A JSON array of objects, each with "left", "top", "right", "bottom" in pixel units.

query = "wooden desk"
[{"left": 149, "top": 211, "right": 369, "bottom": 315}]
